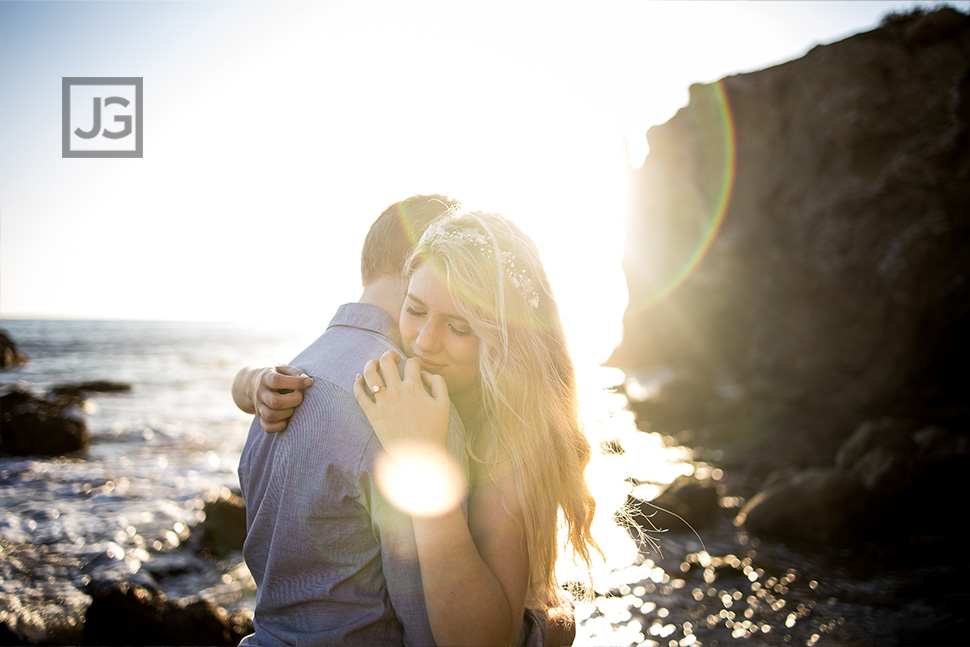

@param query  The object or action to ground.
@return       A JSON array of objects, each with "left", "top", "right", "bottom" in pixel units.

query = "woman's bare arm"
[
  {"left": 413, "top": 461, "right": 529, "bottom": 646},
  {"left": 354, "top": 351, "right": 529, "bottom": 646}
]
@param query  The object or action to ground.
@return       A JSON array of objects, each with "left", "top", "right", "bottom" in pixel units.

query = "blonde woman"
[
  {"left": 240, "top": 211, "right": 598, "bottom": 646},
  {"left": 351, "top": 211, "right": 598, "bottom": 646}
]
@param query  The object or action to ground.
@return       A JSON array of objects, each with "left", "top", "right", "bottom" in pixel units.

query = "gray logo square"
[{"left": 62, "top": 77, "right": 143, "bottom": 158}]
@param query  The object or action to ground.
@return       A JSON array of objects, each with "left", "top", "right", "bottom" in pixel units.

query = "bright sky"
[{"left": 1, "top": 0, "right": 963, "bottom": 364}]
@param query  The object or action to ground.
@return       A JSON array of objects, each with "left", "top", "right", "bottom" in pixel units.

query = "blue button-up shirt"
[{"left": 239, "top": 303, "right": 467, "bottom": 646}]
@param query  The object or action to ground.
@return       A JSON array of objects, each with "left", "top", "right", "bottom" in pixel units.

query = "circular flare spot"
[{"left": 374, "top": 443, "right": 466, "bottom": 517}]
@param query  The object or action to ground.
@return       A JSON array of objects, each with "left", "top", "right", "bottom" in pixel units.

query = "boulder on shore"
[
  {"left": 50, "top": 381, "right": 132, "bottom": 397},
  {"left": 735, "top": 419, "right": 970, "bottom": 544},
  {"left": 81, "top": 580, "right": 252, "bottom": 646},
  {"left": 735, "top": 467, "right": 869, "bottom": 544},
  {"left": 0, "top": 329, "right": 27, "bottom": 368},
  {"left": 198, "top": 490, "right": 247, "bottom": 558},
  {"left": 0, "top": 388, "right": 89, "bottom": 456}
]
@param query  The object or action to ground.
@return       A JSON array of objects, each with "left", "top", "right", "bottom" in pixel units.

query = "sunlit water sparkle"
[{"left": 1, "top": 319, "right": 700, "bottom": 644}]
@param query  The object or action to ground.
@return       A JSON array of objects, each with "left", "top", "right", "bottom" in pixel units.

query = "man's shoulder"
[
  {"left": 283, "top": 377, "right": 376, "bottom": 451},
  {"left": 239, "top": 376, "right": 379, "bottom": 511},
  {"left": 290, "top": 304, "right": 400, "bottom": 385}
]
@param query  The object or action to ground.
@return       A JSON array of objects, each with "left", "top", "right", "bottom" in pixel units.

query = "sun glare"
[{"left": 374, "top": 443, "right": 467, "bottom": 518}]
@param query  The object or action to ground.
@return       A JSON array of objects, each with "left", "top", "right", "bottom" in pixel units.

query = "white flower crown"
[{"left": 420, "top": 224, "right": 541, "bottom": 310}]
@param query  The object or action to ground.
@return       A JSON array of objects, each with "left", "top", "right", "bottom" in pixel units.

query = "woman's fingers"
[
  {"left": 403, "top": 356, "right": 423, "bottom": 383},
  {"left": 422, "top": 370, "right": 448, "bottom": 401},
  {"left": 353, "top": 373, "right": 375, "bottom": 408},
  {"left": 355, "top": 354, "right": 450, "bottom": 452},
  {"left": 359, "top": 351, "right": 423, "bottom": 404},
  {"left": 378, "top": 350, "right": 402, "bottom": 389},
  {"left": 361, "top": 359, "right": 384, "bottom": 396},
  {"left": 405, "top": 359, "right": 447, "bottom": 399}
]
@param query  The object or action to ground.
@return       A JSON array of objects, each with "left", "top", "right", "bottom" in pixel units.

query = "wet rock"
[
  {"left": 836, "top": 418, "right": 918, "bottom": 496},
  {"left": 0, "top": 329, "right": 27, "bottom": 368},
  {"left": 610, "top": 7, "right": 970, "bottom": 452},
  {"left": 914, "top": 424, "right": 970, "bottom": 465},
  {"left": 81, "top": 580, "right": 248, "bottom": 646},
  {"left": 0, "top": 388, "right": 89, "bottom": 456},
  {"left": 836, "top": 418, "right": 914, "bottom": 470},
  {"left": 226, "top": 609, "right": 255, "bottom": 643},
  {"left": 620, "top": 477, "right": 721, "bottom": 550},
  {"left": 198, "top": 490, "right": 247, "bottom": 558},
  {"left": 735, "top": 467, "right": 868, "bottom": 544},
  {"left": 649, "top": 476, "right": 721, "bottom": 530},
  {"left": 49, "top": 381, "right": 132, "bottom": 397},
  {"left": 735, "top": 417, "right": 970, "bottom": 546},
  {"left": 836, "top": 419, "right": 970, "bottom": 532},
  {"left": 870, "top": 423, "right": 970, "bottom": 537},
  {"left": 84, "top": 558, "right": 160, "bottom": 598}
]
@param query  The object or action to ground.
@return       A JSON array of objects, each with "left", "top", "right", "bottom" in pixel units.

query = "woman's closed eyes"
[{"left": 404, "top": 305, "right": 473, "bottom": 337}]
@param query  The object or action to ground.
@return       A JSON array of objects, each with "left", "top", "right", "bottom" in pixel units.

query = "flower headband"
[{"left": 419, "top": 224, "right": 540, "bottom": 310}]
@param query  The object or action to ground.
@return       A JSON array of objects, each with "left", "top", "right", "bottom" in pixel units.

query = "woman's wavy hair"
[{"left": 404, "top": 211, "right": 599, "bottom": 609}]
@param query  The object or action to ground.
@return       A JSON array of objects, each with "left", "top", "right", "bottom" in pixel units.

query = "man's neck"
[{"left": 359, "top": 275, "right": 406, "bottom": 320}]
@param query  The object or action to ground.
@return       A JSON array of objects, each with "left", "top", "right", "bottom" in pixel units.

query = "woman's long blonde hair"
[{"left": 405, "top": 211, "right": 599, "bottom": 609}]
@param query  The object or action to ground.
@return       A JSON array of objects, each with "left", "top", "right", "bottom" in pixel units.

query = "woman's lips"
[{"left": 416, "top": 356, "right": 447, "bottom": 370}]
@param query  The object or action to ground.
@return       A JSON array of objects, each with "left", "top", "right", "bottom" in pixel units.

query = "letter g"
[{"left": 102, "top": 96, "right": 132, "bottom": 140}]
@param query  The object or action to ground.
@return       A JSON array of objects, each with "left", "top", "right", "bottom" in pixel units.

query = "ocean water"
[
  {"left": 0, "top": 318, "right": 700, "bottom": 645},
  {"left": 0, "top": 319, "right": 323, "bottom": 626}
]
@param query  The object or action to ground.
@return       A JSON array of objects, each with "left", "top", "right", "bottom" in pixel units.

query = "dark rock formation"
[
  {"left": 0, "top": 388, "right": 89, "bottom": 456},
  {"left": 0, "top": 329, "right": 27, "bottom": 368},
  {"left": 735, "top": 467, "right": 869, "bottom": 544},
  {"left": 611, "top": 7, "right": 970, "bottom": 466},
  {"left": 49, "top": 380, "right": 132, "bottom": 397},
  {"left": 1, "top": 534, "right": 255, "bottom": 646},
  {"left": 198, "top": 490, "right": 247, "bottom": 558},
  {"left": 81, "top": 580, "right": 251, "bottom": 646},
  {"left": 735, "top": 417, "right": 969, "bottom": 544}
]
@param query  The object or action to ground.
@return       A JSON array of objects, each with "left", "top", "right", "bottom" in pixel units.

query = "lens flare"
[
  {"left": 628, "top": 79, "right": 737, "bottom": 315},
  {"left": 374, "top": 442, "right": 467, "bottom": 518}
]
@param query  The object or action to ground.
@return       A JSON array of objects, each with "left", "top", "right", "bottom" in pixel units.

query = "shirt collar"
[{"left": 327, "top": 302, "right": 402, "bottom": 349}]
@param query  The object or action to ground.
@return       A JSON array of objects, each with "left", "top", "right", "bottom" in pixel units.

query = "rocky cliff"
[{"left": 612, "top": 8, "right": 970, "bottom": 471}]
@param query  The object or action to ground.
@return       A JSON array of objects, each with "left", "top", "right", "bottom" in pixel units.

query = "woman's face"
[{"left": 400, "top": 264, "right": 481, "bottom": 408}]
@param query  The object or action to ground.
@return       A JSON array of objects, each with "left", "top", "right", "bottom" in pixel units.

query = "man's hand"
[{"left": 232, "top": 365, "right": 313, "bottom": 433}]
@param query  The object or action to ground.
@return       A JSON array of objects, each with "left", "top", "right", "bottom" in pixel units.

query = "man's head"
[{"left": 360, "top": 194, "right": 460, "bottom": 286}]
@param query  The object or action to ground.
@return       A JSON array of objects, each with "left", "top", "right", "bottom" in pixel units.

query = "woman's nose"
[{"left": 416, "top": 321, "right": 440, "bottom": 352}]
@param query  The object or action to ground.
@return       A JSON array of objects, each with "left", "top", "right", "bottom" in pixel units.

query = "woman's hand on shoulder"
[{"left": 353, "top": 350, "right": 450, "bottom": 452}]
